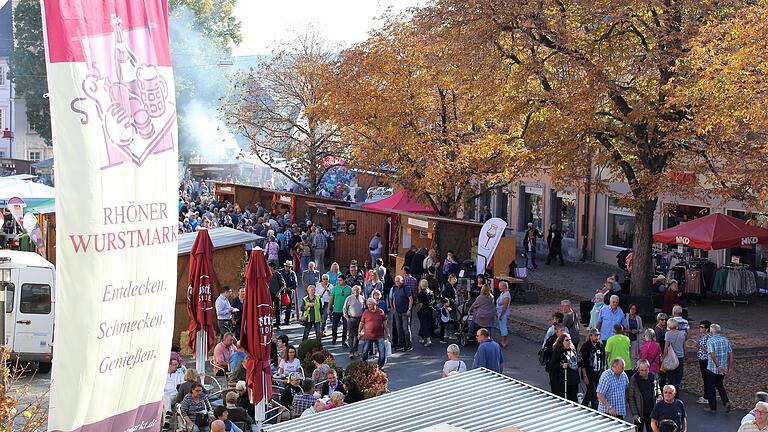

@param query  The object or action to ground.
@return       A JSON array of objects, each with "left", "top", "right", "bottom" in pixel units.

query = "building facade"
[
  {"left": 0, "top": 0, "right": 53, "bottom": 163},
  {"left": 476, "top": 174, "right": 768, "bottom": 269}
]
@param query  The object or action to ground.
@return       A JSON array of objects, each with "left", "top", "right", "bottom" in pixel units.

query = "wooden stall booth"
[
  {"left": 390, "top": 211, "right": 517, "bottom": 278},
  {"left": 211, "top": 182, "right": 351, "bottom": 225},
  {"left": 306, "top": 201, "right": 389, "bottom": 268},
  {"left": 174, "top": 227, "right": 262, "bottom": 346}
]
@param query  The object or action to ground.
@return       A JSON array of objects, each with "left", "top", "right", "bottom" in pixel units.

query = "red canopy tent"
[
  {"left": 241, "top": 249, "right": 273, "bottom": 427},
  {"left": 361, "top": 189, "right": 437, "bottom": 214},
  {"left": 653, "top": 213, "right": 768, "bottom": 250},
  {"left": 186, "top": 229, "right": 218, "bottom": 373}
]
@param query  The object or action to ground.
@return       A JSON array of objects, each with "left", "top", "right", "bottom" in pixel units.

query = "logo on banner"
[
  {"left": 675, "top": 236, "right": 690, "bottom": 245},
  {"left": 476, "top": 217, "right": 508, "bottom": 273},
  {"left": 741, "top": 237, "right": 758, "bottom": 246},
  {"left": 71, "top": 15, "right": 176, "bottom": 168}
]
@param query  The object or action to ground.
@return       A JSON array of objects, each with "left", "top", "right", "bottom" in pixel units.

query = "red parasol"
[
  {"left": 241, "top": 249, "right": 274, "bottom": 406},
  {"left": 186, "top": 229, "right": 217, "bottom": 355},
  {"left": 653, "top": 213, "right": 768, "bottom": 250}
]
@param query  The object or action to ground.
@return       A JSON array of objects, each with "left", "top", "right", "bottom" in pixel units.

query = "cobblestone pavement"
[{"left": 514, "top": 259, "right": 768, "bottom": 411}]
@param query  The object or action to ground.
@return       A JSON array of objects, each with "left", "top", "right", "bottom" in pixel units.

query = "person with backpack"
[
  {"left": 540, "top": 325, "right": 567, "bottom": 373},
  {"left": 580, "top": 328, "right": 606, "bottom": 409}
]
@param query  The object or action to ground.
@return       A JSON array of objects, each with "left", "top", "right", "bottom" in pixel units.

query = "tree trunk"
[{"left": 630, "top": 198, "right": 658, "bottom": 296}]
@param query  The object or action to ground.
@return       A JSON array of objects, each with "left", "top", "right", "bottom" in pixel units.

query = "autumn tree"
[
  {"left": 423, "top": 0, "right": 768, "bottom": 294},
  {"left": 320, "top": 15, "right": 518, "bottom": 215},
  {"left": 221, "top": 29, "right": 346, "bottom": 194}
]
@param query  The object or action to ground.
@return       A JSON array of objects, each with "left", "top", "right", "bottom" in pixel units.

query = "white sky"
[{"left": 232, "top": 0, "right": 426, "bottom": 56}]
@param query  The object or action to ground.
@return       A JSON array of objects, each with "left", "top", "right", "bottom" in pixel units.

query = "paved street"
[
  {"left": 276, "top": 319, "right": 746, "bottom": 432},
  {"left": 11, "top": 314, "right": 748, "bottom": 431}
]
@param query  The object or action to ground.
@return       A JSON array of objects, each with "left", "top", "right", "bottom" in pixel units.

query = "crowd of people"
[
  {"left": 173, "top": 180, "right": 765, "bottom": 431},
  {"left": 527, "top": 271, "right": 768, "bottom": 432}
]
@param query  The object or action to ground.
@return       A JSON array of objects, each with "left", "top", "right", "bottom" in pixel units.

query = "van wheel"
[{"left": 37, "top": 362, "right": 52, "bottom": 373}]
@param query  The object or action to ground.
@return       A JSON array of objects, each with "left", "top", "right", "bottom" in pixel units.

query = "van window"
[
  {"left": 20, "top": 284, "right": 51, "bottom": 314},
  {"left": 1, "top": 282, "right": 13, "bottom": 313}
]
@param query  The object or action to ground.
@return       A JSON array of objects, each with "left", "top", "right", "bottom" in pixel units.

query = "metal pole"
[
  {"left": 255, "top": 375, "right": 266, "bottom": 431},
  {"left": 196, "top": 329, "right": 207, "bottom": 375}
]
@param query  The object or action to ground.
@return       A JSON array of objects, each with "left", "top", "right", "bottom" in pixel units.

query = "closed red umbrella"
[
  {"left": 186, "top": 229, "right": 217, "bottom": 363},
  {"left": 653, "top": 213, "right": 768, "bottom": 250},
  {"left": 241, "top": 249, "right": 274, "bottom": 414}
]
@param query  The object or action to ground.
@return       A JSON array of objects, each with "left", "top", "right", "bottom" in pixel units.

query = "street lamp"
[{"left": 0, "top": 263, "right": 9, "bottom": 347}]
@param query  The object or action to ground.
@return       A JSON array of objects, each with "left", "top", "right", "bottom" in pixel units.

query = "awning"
[
  {"left": 361, "top": 189, "right": 437, "bottom": 214},
  {"left": 177, "top": 227, "right": 263, "bottom": 256},
  {"left": 653, "top": 212, "right": 768, "bottom": 250},
  {"left": 265, "top": 368, "right": 634, "bottom": 432}
]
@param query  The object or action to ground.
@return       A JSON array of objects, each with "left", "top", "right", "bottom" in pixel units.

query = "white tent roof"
[
  {"left": 266, "top": 368, "right": 634, "bottom": 432},
  {"left": 0, "top": 179, "right": 54, "bottom": 200}
]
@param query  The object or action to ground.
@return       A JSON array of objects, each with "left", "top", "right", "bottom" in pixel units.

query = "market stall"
[
  {"left": 211, "top": 182, "right": 351, "bottom": 224},
  {"left": 175, "top": 227, "right": 262, "bottom": 345},
  {"left": 653, "top": 212, "right": 768, "bottom": 304},
  {"left": 306, "top": 201, "right": 389, "bottom": 268}
]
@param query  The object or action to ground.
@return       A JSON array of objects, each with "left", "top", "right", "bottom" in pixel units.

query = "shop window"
[
  {"left": 554, "top": 192, "right": 577, "bottom": 239},
  {"left": 606, "top": 198, "right": 634, "bottom": 248},
  {"left": 494, "top": 187, "right": 508, "bottom": 223},
  {"left": 663, "top": 204, "right": 709, "bottom": 229},
  {"left": 521, "top": 186, "right": 544, "bottom": 230}
]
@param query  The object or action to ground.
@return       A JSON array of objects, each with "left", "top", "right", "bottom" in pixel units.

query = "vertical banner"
[
  {"left": 41, "top": 1, "right": 178, "bottom": 431},
  {"left": 476, "top": 217, "right": 507, "bottom": 273}
]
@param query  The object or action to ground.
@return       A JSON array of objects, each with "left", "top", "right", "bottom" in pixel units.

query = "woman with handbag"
[
  {"left": 662, "top": 318, "right": 685, "bottom": 391},
  {"left": 180, "top": 382, "right": 213, "bottom": 432},
  {"left": 549, "top": 333, "right": 580, "bottom": 402}
]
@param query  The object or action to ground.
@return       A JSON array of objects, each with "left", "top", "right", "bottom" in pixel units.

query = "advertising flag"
[
  {"left": 41, "top": 1, "right": 178, "bottom": 431},
  {"left": 476, "top": 218, "right": 508, "bottom": 273}
]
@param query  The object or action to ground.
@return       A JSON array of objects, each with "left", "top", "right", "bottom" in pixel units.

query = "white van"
[{"left": 0, "top": 250, "right": 55, "bottom": 372}]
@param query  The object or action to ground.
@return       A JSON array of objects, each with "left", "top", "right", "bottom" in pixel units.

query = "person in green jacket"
[
  {"left": 329, "top": 277, "right": 352, "bottom": 346},
  {"left": 606, "top": 324, "right": 632, "bottom": 372},
  {"left": 302, "top": 285, "right": 323, "bottom": 343}
]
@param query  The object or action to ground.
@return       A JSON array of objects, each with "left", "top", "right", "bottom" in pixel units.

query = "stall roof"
[
  {"left": 306, "top": 201, "right": 388, "bottom": 215},
  {"left": 392, "top": 209, "right": 484, "bottom": 227},
  {"left": 211, "top": 181, "right": 351, "bottom": 205},
  {"left": 265, "top": 368, "right": 634, "bottom": 432},
  {"left": 360, "top": 189, "right": 436, "bottom": 214},
  {"left": 177, "top": 227, "right": 262, "bottom": 256}
]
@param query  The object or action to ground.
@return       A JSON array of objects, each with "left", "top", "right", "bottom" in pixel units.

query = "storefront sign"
[
  {"left": 277, "top": 194, "right": 293, "bottom": 205},
  {"left": 556, "top": 191, "right": 577, "bottom": 200},
  {"left": 217, "top": 185, "right": 233, "bottom": 193},
  {"left": 524, "top": 185, "right": 544, "bottom": 195},
  {"left": 407, "top": 217, "right": 430, "bottom": 230},
  {"left": 42, "top": 1, "right": 178, "bottom": 430},
  {"left": 669, "top": 171, "right": 697, "bottom": 184},
  {"left": 741, "top": 236, "right": 759, "bottom": 246}
]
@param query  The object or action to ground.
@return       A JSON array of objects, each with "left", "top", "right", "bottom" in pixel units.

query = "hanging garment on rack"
[
  {"left": 685, "top": 269, "right": 702, "bottom": 295},
  {"left": 712, "top": 268, "right": 728, "bottom": 295},
  {"left": 667, "top": 266, "right": 687, "bottom": 291},
  {"left": 702, "top": 261, "right": 717, "bottom": 293},
  {"left": 722, "top": 266, "right": 757, "bottom": 297}
]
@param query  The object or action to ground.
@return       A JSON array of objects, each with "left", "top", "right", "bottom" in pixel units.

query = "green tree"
[{"left": 8, "top": 0, "right": 50, "bottom": 145}]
